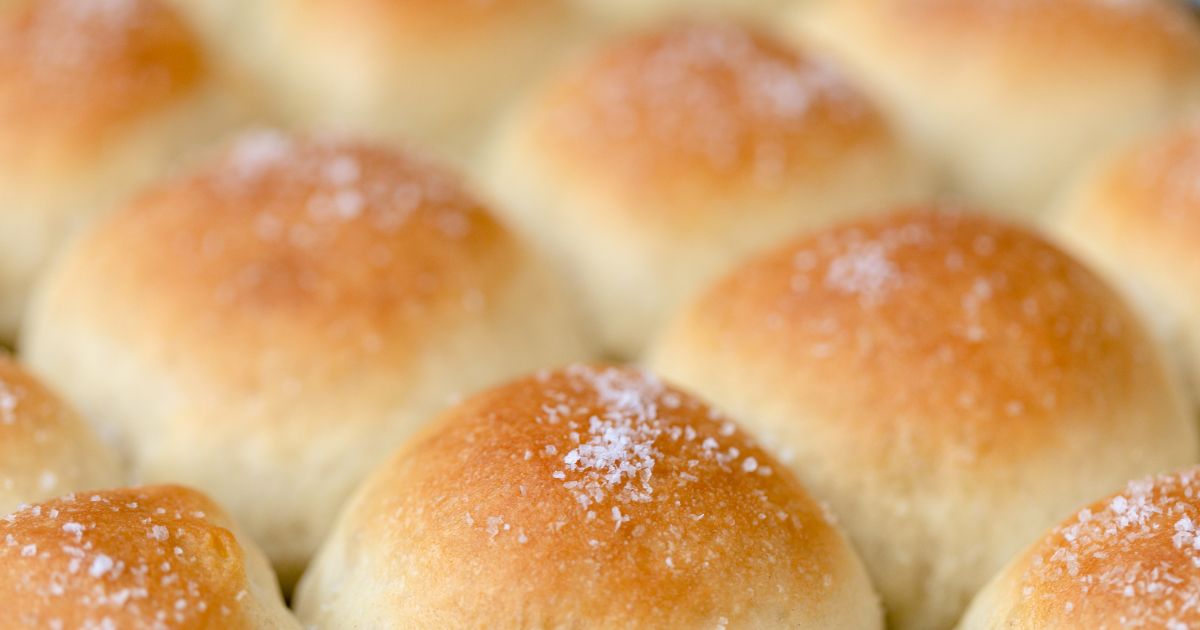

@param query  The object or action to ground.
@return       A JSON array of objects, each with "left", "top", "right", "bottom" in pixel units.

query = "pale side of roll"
[{"left": 257, "top": 0, "right": 590, "bottom": 164}]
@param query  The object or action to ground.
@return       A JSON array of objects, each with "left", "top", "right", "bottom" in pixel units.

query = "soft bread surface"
[
  {"left": 572, "top": 0, "right": 791, "bottom": 27},
  {"left": 1053, "top": 117, "right": 1200, "bottom": 401},
  {"left": 260, "top": 0, "right": 586, "bottom": 162},
  {"left": 295, "top": 365, "right": 882, "bottom": 628},
  {"left": 960, "top": 467, "right": 1200, "bottom": 629},
  {"left": 0, "top": 485, "right": 298, "bottom": 629},
  {"left": 0, "top": 355, "right": 120, "bottom": 516},
  {"left": 793, "top": 0, "right": 1200, "bottom": 218},
  {"left": 0, "top": 0, "right": 253, "bottom": 340},
  {"left": 22, "top": 132, "right": 592, "bottom": 584},
  {"left": 483, "top": 21, "right": 932, "bottom": 357},
  {"left": 649, "top": 209, "right": 1197, "bottom": 629}
]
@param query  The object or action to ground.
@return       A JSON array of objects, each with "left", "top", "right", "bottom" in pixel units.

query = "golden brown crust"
[
  {"left": 1061, "top": 118, "right": 1200, "bottom": 254},
  {"left": 0, "top": 355, "right": 121, "bottom": 514},
  {"left": 529, "top": 21, "right": 894, "bottom": 206},
  {"left": 297, "top": 365, "right": 879, "bottom": 627},
  {"left": 668, "top": 209, "right": 1156, "bottom": 462},
  {"left": 46, "top": 131, "right": 523, "bottom": 391},
  {"left": 968, "top": 467, "right": 1200, "bottom": 628},
  {"left": 0, "top": 485, "right": 260, "bottom": 629},
  {"left": 0, "top": 0, "right": 207, "bottom": 167}
]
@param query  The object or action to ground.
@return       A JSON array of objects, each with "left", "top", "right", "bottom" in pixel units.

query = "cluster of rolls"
[{"left": 2, "top": 0, "right": 1200, "bottom": 627}]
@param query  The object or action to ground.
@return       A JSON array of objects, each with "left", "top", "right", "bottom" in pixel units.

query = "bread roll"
[
  {"left": 295, "top": 365, "right": 882, "bottom": 628},
  {"left": 960, "top": 467, "right": 1200, "bottom": 629},
  {"left": 0, "top": 485, "right": 298, "bottom": 629},
  {"left": 22, "top": 131, "right": 593, "bottom": 585},
  {"left": 649, "top": 209, "right": 1197, "bottom": 630},
  {"left": 0, "top": 356, "right": 120, "bottom": 516},
  {"left": 259, "top": 0, "right": 588, "bottom": 163},
  {"left": 1053, "top": 117, "right": 1200, "bottom": 403},
  {"left": 792, "top": 0, "right": 1200, "bottom": 218},
  {"left": 482, "top": 21, "right": 934, "bottom": 358},
  {"left": 0, "top": 0, "right": 254, "bottom": 341}
]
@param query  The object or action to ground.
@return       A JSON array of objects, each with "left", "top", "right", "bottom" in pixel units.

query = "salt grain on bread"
[
  {"left": 295, "top": 365, "right": 882, "bottom": 628},
  {"left": 0, "top": 355, "right": 120, "bottom": 516},
  {"left": 482, "top": 21, "right": 934, "bottom": 358},
  {"left": 960, "top": 466, "right": 1200, "bottom": 629},
  {"left": 0, "top": 485, "right": 299, "bottom": 629},
  {"left": 258, "top": 0, "right": 588, "bottom": 164},
  {"left": 792, "top": 0, "right": 1200, "bottom": 218},
  {"left": 649, "top": 209, "right": 1198, "bottom": 630},
  {"left": 21, "top": 131, "right": 593, "bottom": 586},
  {"left": 0, "top": 0, "right": 255, "bottom": 341},
  {"left": 1053, "top": 117, "right": 1200, "bottom": 405}
]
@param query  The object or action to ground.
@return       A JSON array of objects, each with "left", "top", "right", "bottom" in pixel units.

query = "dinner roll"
[
  {"left": 793, "top": 0, "right": 1200, "bottom": 218},
  {"left": 0, "top": 0, "right": 253, "bottom": 341},
  {"left": 482, "top": 21, "right": 933, "bottom": 358},
  {"left": 960, "top": 467, "right": 1200, "bottom": 629},
  {"left": 260, "top": 0, "right": 588, "bottom": 163},
  {"left": 649, "top": 209, "right": 1197, "bottom": 630},
  {"left": 0, "top": 356, "right": 120, "bottom": 516},
  {"left": 22, "top": 132, "right": 593, "bottom": 585},
  {"left": 295, "top": 365, "right": 882, "bottom": 628},
  {"left": 1053, "top": 117, "right": 1200, "bottom": 401},
  {"left": 0, "top": 485, "right": 298, "bottom": 629}
]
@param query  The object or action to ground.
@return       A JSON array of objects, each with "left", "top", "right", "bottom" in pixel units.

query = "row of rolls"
[{"left": 2, "top": 0, "right": 1200, "bottom": 628}]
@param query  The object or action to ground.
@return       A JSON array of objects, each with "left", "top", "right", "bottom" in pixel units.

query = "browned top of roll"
[
  {"left": 0, "top": 485, "right": 262, "bottom": 628},
  {"left": 0, "top": 355, "right": 80, "bottom": 453},
  {"left": 984, "top": 467, "right": 1200, "bottom": 627},
  {"left": 41, "top": 131, "right": 523, "bottom": 390},
  {"left": 324, "top": 365, "right": 869, "bottom": 626},
  {"left": 663, "top": 209, "right": 1162, "bottom": 463},
  {"left": 0, "top": 0, "right": 207, "bottom": 165},
  {"left": 1067, "top": 118, "right": 1200, "bottom": 246},
  {"left": 528, "top": 21, "right": 893, "bottom": 204}
]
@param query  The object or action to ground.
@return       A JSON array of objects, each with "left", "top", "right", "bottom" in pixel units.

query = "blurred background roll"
[
  {"left": 1053, "top": 117, "right": 1200, "bottom": 406},
  {"left": 0, "top": 485, "right": 298, "bottom": 629},
  {"left": 961, "top": 467, "right": 1200, "bottom": 629},
  {"left": 296, "top": 365, "right": 882, "bottom": 628},
  {"left": 649, "top": 209, "right": 1197, "bottom": 629},
  {"left": 483, "top": 21, "right": 934, "bottom": 358},
  {"left": 792, "top": 0, "right": 1200, "bottom": 219},
  {"left": 571, "top": 0, "right": 792, "bottom": 29},
  {"left": 22, "top": 132, "right": 593, "bottom": 585},
  {"left": 0, "top": 0, "right": 256, "bottom": 341},
  {"left": 0, "top": 355, "right": 120, "bottom": 515},
  {"left": 258, "top": 0, "right": 590, "bottom": 164}
]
